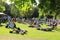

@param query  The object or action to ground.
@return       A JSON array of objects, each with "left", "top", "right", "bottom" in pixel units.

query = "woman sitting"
[{"left": 6, "top": 19, "right": 16, "bottom": 29}]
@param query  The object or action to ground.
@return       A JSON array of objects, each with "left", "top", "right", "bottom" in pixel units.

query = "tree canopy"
[{"left": 0, "top": 0, "right": 60, "bottom": 18}]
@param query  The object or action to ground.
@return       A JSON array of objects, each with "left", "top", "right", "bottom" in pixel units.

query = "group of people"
[
  {"left": 28, "top": 18, "right": 57, "bottom": 31},
  {"left": 7, "top": 16, "right": 27, "bottom": 35},
  {"left": 0, "top": 15, "right": 59, "bottom": 35},
  {"left": 15, "top": 17, "right": 58, "bottom": 31},
  {"left": 0, "top": 15, "right": 27, "bottom": 35}
]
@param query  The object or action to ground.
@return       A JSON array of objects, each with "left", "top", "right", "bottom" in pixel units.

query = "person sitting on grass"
[
  {"left": 6, "top": 19, "right": 16, "bottom": 29},
  {"left": 29, "top": 20, "right": 34, "bottom": 27},
  {"left": 0, "top": 17, "right": 2, "bottom": 26},
  {"left": 29, "top": 20, "right": 40, "bottom": 28},
  {"left": 7, "top": 16, "right": 11, "bottom": 24},
  {"left": 0, "top": 18, "right": 1, "bottom": 26},
  {"left": 29, "top": 21, "right": 37, "bottom": 28},
  {"left": 52, "top": 20, "right": 57, "bottom": 30},
  {"left": 16, "top": 17, "right": 21, "bottom": 23},
  {"left": 10, "top": 27, "right": 27, "bottom": 35}
]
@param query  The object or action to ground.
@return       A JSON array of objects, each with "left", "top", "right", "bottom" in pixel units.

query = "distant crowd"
[{"left": 0, "top": 15, "right": 60, "bottom": 35}]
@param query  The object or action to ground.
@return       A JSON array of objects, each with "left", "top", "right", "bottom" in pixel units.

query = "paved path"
[{"left": 0, "top": 35, "right": 48, "bottom": 40}]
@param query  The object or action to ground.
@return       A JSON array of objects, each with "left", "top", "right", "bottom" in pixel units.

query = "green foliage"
[
  {"left": 10, "top": 4, "right": 19, "bottom": 17},
  {"left": 0, "top": 5, "right": 5, "bottom": 12},
  {"left": 10, "top": 0, "right": 35, "bottom": 18},
  {"left": 0, "top": 0, "right": 5, "bottom": 12},
  {"left": 0, "top": 0, "right": 60, "bottom": 18},
  {"left": 38, "top": 0, "right": 60, "bottom": 18}
]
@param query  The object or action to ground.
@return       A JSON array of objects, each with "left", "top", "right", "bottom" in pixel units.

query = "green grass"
[{"left": 0, "top": 22, "right": 60, "bottom": 40}]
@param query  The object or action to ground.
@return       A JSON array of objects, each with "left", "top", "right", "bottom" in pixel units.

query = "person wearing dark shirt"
[{"left": 10, "top": 27, "right": 27, "bottom": 35}]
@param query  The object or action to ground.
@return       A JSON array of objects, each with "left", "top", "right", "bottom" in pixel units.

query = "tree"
[
  {"left": 38, "top": 0, "right": 60, "bottom": 19},
  {"left": 0, "top": 0, "right": 5, "bottom": 12},
  {"left": 9, "top": 0, "right": 38, "bottom": 18}
]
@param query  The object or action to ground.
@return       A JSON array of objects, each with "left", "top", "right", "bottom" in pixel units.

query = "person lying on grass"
[
  {"left": 37, "top": 21, "right": 57, "bottom": 31},
  {"left": 37, "top": 27, "right": 54, "bottom": 31},
  {"left": 10, "top": 27, "right": 27, "bottom": 35}
]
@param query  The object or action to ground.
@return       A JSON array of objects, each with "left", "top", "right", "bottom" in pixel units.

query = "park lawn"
[{"left": 0, "top": 22, "right": 60, "bottom": 40}]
